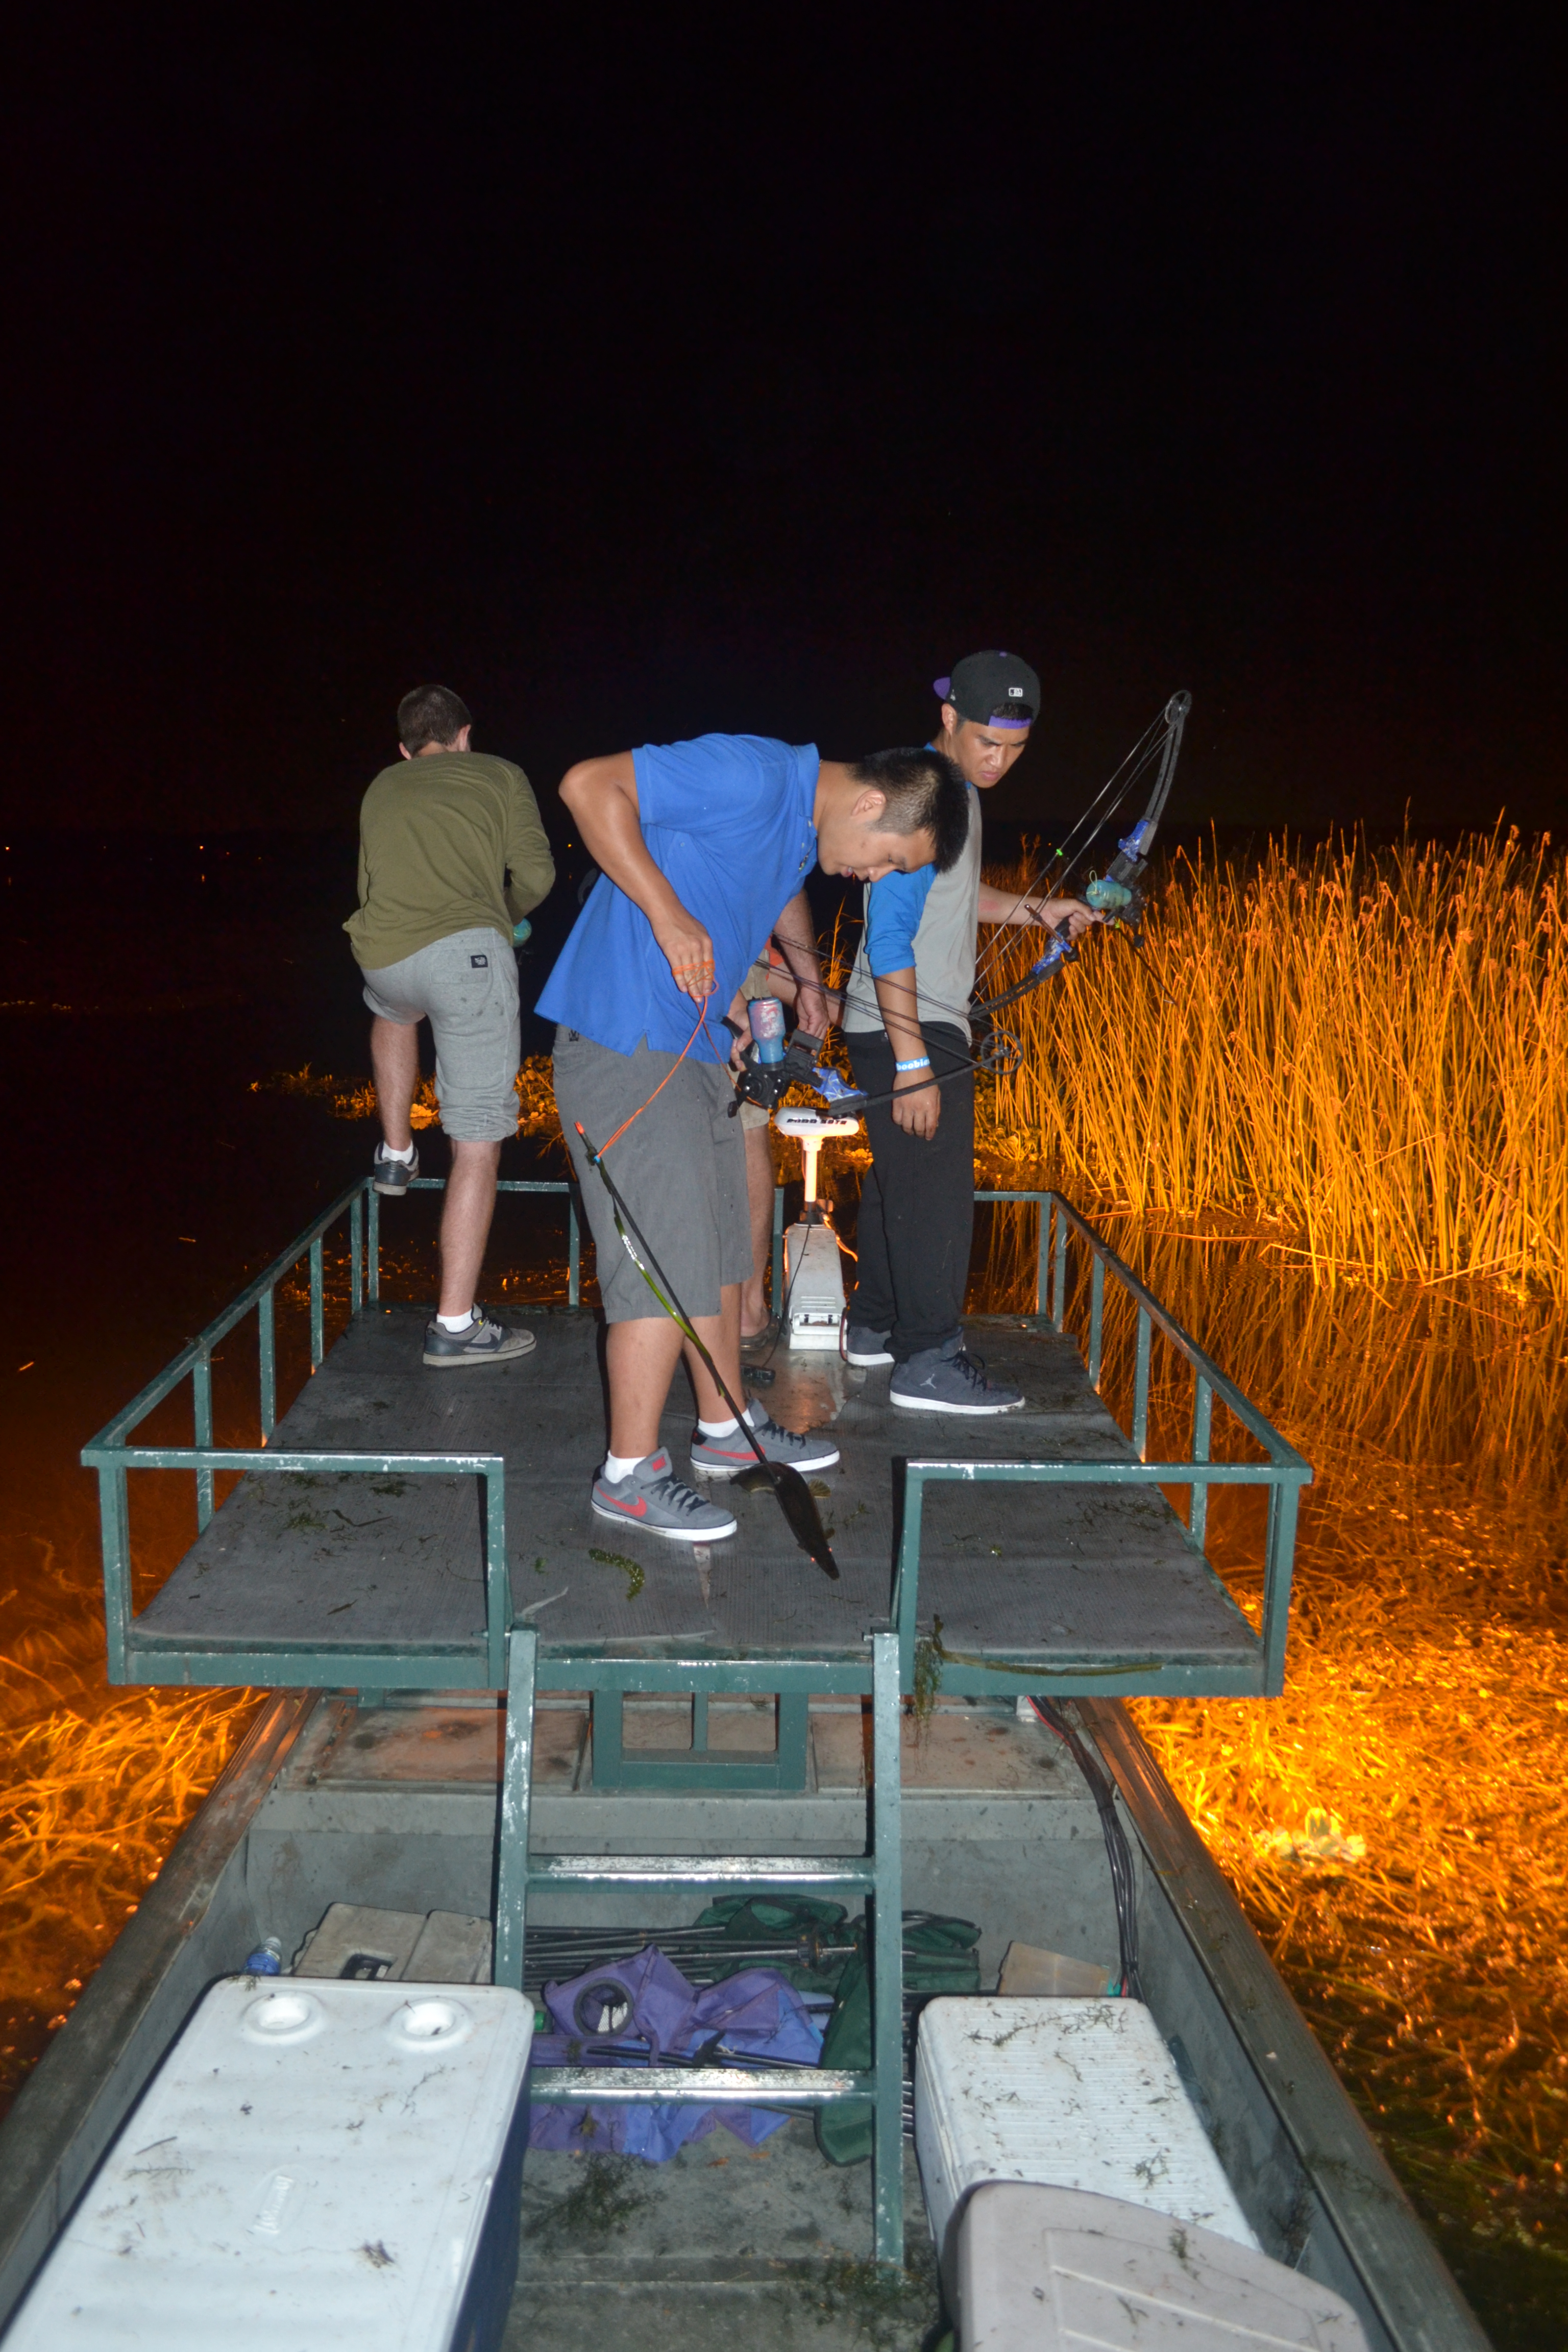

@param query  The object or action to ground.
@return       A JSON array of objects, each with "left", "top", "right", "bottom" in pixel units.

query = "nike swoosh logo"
[{"left": 608, "top": 1496, "right": 649, "bottom": 1517}]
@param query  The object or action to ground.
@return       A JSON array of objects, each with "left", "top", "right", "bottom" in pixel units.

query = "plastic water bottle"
[
  {"left": 244, "top": 1937, "right": 284, "bottom": 1976},
  {"left": 750, "top": 997, "right": 787, "bottom": 1065}
]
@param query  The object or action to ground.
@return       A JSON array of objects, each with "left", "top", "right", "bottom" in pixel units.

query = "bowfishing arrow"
[{"left": 574, "top": 1121, "right": 841, "bottom": 1580}]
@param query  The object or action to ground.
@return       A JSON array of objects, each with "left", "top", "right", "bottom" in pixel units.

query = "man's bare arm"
[
  {"left": 873, "top": 967, "right": 940, "bottom": 1140},
  {"left": 975, "top": 884, "right": 1096, "bottom": 939},
  {"left": 770, "top": 889, "right": 828, "bottom": 1038},
  {"left": 559, "top": 754, "right": 714, "bottom": 1000}
]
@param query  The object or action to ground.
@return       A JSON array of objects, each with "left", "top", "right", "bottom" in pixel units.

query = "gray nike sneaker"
[
  {"left": 689, "top": 1407, "right": 840, "bottom": 1480},
  {"left": 890, "top": 1334, "right": 1023, "bottom": 1414},
  {"left": 373, "top": 1142, "right": 419, "bottom": 1196},
  {"left": 422, "top": 1307, "right": 537, "bottom": 1367},
  {"left": 592, "top": 1448, "right": 738, "bottom": 1541},
  {"left": 843, "top": 1324, "right": 894, "bottom": 1367}
]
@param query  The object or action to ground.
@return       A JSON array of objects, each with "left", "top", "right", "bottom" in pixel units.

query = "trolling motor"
[
  {"left": 727, "top": 998, "right": 864, "bottom": 1114},
  {"left": 774, "top": 1108, "right": 861, "bottom": 1349}
]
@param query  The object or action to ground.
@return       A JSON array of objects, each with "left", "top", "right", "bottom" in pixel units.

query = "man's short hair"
[
  {"left": 397, "top": 683, "right": 472, "bottom": 752},
  {"left": 850, "top": 747, "right": 970, "bottom": 872}
]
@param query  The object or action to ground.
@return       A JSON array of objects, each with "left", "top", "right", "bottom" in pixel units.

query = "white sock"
[
  {"left": 436, "top": 1307, "right": 477, "bottom": 1333},
  {"left": 380, "top": 1139, "right": 415, "bottom": 1164},
  {"left": 698, "top": 1404, "right": 761, "bottom": 1439},
  {"left": 603, "top": 1451, "right": 647, "bottom": 1483}
]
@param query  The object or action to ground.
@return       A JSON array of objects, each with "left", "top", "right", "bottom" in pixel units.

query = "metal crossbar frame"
[
  {"left": 496, "top": 1629, "right": 908, "bottom": 2266},
  {"left": 892, "top": 1192, "right": 1312, "bottom": 1697}
]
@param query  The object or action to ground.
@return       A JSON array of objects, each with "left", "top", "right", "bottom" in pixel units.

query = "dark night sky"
[{"left": 4, "top": 7, "right": 1562, "bottom": 839}]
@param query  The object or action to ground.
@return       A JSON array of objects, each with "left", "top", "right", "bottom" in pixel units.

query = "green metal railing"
[
  {"left": 80, "top": 1175, "right": 580, "bottom": 1690},
  {"left": 889, "top": 1191, "right": 1311, "bottom": 1698}
]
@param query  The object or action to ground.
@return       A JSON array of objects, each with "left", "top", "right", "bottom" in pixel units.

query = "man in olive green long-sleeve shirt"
[{"left": 347, "top": 683, "right": 555, "bottom": 1366}]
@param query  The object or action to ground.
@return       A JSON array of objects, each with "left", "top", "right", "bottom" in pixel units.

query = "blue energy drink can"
[{"left": 751, "top": 997, "right": 787, "bottom": 1065}]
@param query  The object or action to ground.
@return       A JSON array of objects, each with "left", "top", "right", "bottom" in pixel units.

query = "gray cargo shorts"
[
  {"left": 553, "top": 1027, "right": 753, "bottom": 1322},
  {"left": 360, "top": 927, "right": 520, "bottom": 1143}
]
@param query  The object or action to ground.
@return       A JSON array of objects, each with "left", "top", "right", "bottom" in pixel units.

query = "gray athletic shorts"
[
  {"left": 360, "top": 927, "right": 520, "bottom": 1143},
  {"left": 554, "top": 1027, "right": 753, "bottom": 1322}
]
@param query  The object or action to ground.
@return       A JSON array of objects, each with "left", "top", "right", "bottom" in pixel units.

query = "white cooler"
[
  {"left": 959, "top": 2184, "right": 1370, "bottom": 2350},
  {"left": 915, "top": 1996, "right": 1257, "bottom": 2305},
  {"left": 10, "top": 1977, "right": 533, "bottom": 2350}
]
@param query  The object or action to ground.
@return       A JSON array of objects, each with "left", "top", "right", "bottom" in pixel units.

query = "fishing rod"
[{"left": 575, "top": 1120, "right": 841, "bottom": 1580}]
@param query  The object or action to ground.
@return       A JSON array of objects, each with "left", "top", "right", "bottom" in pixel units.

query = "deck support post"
[
  {"left": 97, "top": 1465, "right": 132, "bottom": 1684},
  {"left": 869, "top": 1631, "right": 905, "bottom": 2269},
  {"left": 483, "top": 1467, "right": 510, "bottom": 1688},
  {"left": 350, "top": 1192, "right": 363, "bottom": 1315},
  {"left": 771, "top": 1182, "right": 785, "bottom": 1315},
  {"left": 1050, "top": 1195, "right": 1068, "bottom": 1329},
  {"left": 1190, "top": 1376, "right": 1212, "bottom": 1548},
  {"left": 309, "top": 1236, "right": 325, "bottom": 1368},
  {"left": 193, "top": 1346, "right": 214, "bottom": 1531},
  {"left": 1261, "top": 1481, "right": 1301, "bottom": 1696},
  {"left": 493, "top": 1629, "right": 537, "bottom": 1992},
  {"left": 258, "top": 1287, "right": 277, "bottom": 1438}
]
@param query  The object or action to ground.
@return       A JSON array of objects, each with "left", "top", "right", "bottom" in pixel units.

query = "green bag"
[{"left": 813, "top": 1914, "right": 982, "bottom": 2167}]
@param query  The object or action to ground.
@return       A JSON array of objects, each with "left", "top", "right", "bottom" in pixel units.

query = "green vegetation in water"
[
  {"left": 588, "top": 1547, "right": 645, "bottom": 1601},
  {"left": 528, "top": 2153, "right": 652, "bottom": 2246}
]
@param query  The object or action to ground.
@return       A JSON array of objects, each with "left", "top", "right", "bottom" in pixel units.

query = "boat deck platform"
[{"left": 85, "top": 1179, "right": 1309, "bottom": 1712}]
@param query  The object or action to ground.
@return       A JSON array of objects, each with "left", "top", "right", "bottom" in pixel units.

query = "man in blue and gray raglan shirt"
[
  {"left": 841, "top": 652, "right": 1095, "bottom": 1412},
  {"left": 539, "top": 732, "right": 970, "bottom": 1541}
]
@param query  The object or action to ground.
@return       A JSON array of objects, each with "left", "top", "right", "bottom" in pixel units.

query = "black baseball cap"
[{"left": 933, "top": 650, "right": 1040, "bottom": 730}]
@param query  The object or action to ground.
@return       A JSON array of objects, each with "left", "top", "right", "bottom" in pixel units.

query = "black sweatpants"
[{"left": 844, "top": 1023, "right": 974, "bottom": 1361}]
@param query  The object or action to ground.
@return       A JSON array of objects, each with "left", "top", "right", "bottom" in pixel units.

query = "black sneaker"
[
  {"left": 422, "top": 1307, "right": 537, "bottom": 1368},
  {"left": 373, "top": 1142, "right": 420, "bottom": 1196},
  {"left": 890, "top": 1335, "right": 1023, "bottom": 1414}
]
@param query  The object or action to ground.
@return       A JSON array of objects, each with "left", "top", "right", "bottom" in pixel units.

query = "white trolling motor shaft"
[{"left": 774, "top": 1109, "right": 861, "bottom": 1350}]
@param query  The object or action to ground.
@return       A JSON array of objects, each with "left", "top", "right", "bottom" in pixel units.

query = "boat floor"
[
  {"left": 510, "top": 2123, "right": 937, "bottom": 2350},
  {"left": 137, "top": 1305, "right": 1257, "bottom": 1675}
]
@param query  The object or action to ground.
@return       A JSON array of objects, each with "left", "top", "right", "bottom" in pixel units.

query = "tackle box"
[
  {"left": 958, "top": 2183, "right": 1370, "bottom": 2349},
  {"left": 915, "top": 1996, "right": 1257, "bottom": 2299},
  {"left": 8, "top": 1976, "right": 532, "bottom": 2350}
]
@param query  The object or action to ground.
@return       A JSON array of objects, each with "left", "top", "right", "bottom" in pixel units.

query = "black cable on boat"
[{"left": 1028, "top": 1697, "right": 1144, "bottom": 2002}]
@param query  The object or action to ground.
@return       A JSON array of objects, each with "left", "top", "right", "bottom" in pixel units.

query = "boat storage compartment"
[
  {"left": 7, "top": 1976, "right": 533, "bottom": 2352},
  {"left": 915, "top": 1996, "right": 1257, "bottom": 2301},
  {"left": 957, "top": 2183, "right": 1369, "bottom": 2350}
]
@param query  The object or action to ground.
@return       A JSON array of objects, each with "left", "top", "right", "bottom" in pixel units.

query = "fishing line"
[{"left": 596, "top": 991, "right": 710, "bottom": 1156}]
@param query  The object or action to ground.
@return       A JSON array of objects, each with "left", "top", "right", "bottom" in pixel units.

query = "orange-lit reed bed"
[
  {"left": 0, "top": 1612, "right": 259, "bottom": 2106},
  {"left": 977, "top": 1204, "right": 1568, "bottom": 2285},
  {"left": 979, "top": 829, "right": 1568, "bottom": 1300}
]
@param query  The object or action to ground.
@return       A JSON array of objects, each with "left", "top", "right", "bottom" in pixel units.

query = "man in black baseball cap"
[{"left": 838, "top": 652, "right": 1095, "bottom": 1411}]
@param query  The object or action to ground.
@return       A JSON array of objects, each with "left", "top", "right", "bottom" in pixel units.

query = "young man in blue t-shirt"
[
  {"left": 539, "top": 733, "right": 969, "bottom": 1540},
  {"left": 840, "top": 653, "right": 1095, "bottom": 1411}
]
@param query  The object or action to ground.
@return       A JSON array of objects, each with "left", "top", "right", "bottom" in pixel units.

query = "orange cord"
[{"left": 596, "top": 991, "right": 711, "bottom": 1155}]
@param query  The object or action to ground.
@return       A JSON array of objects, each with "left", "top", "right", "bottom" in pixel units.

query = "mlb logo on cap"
[{"left": 934, "top": 650, "right": 1041, "bottom": 730}]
